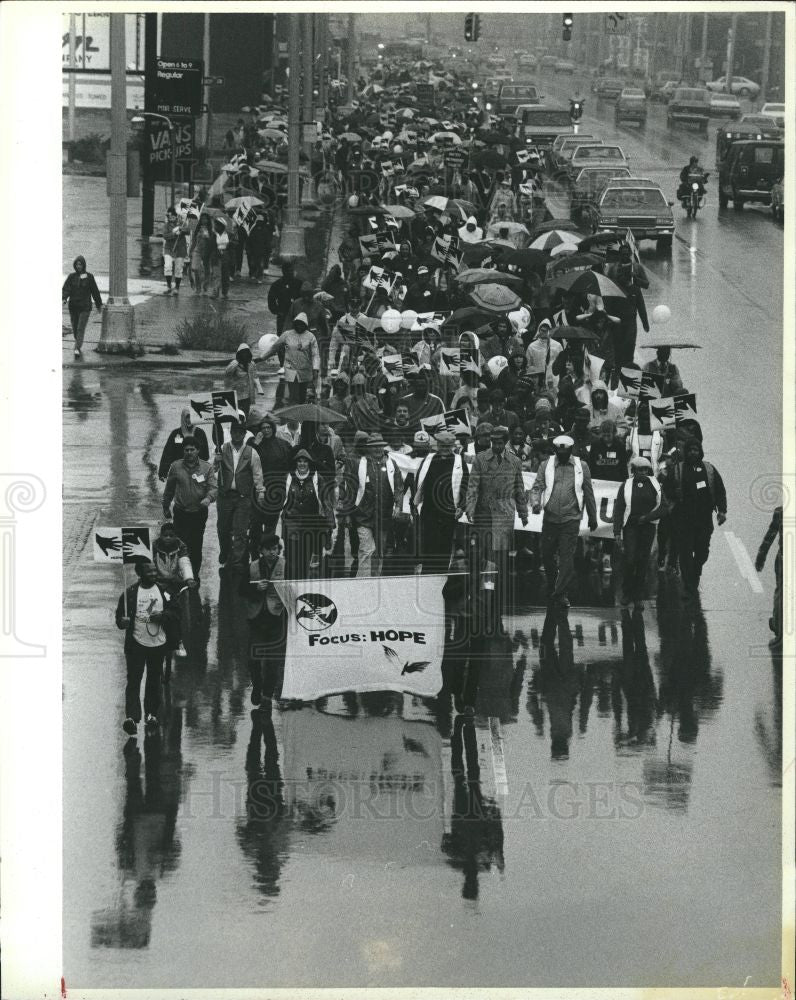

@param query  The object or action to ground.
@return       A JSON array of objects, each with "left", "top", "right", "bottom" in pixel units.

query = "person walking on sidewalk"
[
  {"left": 162, "top": 206, "right": 189, "bottom": 295},
  {"left": 530, "top": 434, "right": 598, "bottom": 610},
  {"left": 259, "top": 314, "right": 320, "bottom": 406},
  {"left": 162, "top": 436, "right": 217, "bottom": 579},
  {"left": 210, "top": 218, "right": 232, "bottom": 298},
  {"left": 62, "top": 254, "right": 102, "bottom": 358},
  {"left": 189, "top": 215, "right": 213, "bottom": 295},
  {"left": 115, "top": 560, "right": 180, "bottom": 737},
  {"left": 216, "top": 418, "right": 266, "bottom": 571},
  {"left": 612, "top": 457, "right": 664, "bottom": 612}
]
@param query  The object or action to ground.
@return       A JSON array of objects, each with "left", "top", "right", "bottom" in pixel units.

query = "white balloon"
[
  {"left": 348, "top": 194, "right": 359, "bottom": 208},
  {"left": 486, "top": 355, "right": 508, "bottom": 381},
  {"left": 400, "top": 309, "right": 418, "bottom": 330},
  {"left": 257, "top": 333, "right": 279, "bottom": 358},
  {"left": 380, "top": 308, "right": 403, "bottom": 335},
  {"left": 651, "top": 304, "right": 672, "bottom": 325}
]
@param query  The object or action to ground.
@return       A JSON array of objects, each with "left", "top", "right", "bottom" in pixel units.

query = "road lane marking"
[
  {"left": 724, "top": 531, "right": 764, "bottom": 593},
  {"left": 488, "top": 717, "right": 509, "bottom": 798}
]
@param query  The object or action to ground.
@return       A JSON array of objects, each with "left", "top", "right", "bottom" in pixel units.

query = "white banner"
[
  {"left": 275, "top": 575, "right": 447, "bottom": 701},
  {"left": 514, "top": 471, "right": 619, "bottom": 536}
]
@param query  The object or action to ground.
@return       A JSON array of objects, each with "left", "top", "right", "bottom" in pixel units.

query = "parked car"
[
  {"left": 582, "top": 178, "right": 675, "bottom": 255},
  {"left": 569, "top": 144, "right": 629, "bottom": 174},
  {"left": 706, "top": 75, "right": 761, "bottom": 98},
  {"left": 569, "top": 165, "right": 632, "bottom": 220},
  {"left": 497, "top": 83, "right": 542, "bottom": 114},
  {"left": 718, "top": 138, "right": 784, "bottom": 210},
  {"left": 554, "top": 60, "right": 576, "bottom": 74},
  {"left": 709, "top": 92, "right": 741, "bottom": 120},
  {"left": 594, "top": 78, "right": 624, "bottom": 100},
  {"left": 518, "top": 54, "right": 537, "bottom": 71},
  {"left": 759, "top": 102, "right": 785, "bottom": 129},
  {"left": 667, "top": 87, "right": 711, "bottom": 133},
  {"left": 615, "top": 88, "right": 648, "bottom": 126},
  {"left": 770, "top": 179, "right": 784, "bottom": 222},
  {"left": 540, "top": 55, "right": 558, "bottom": 69}
]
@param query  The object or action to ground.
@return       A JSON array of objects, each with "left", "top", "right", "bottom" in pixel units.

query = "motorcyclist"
[{"left": 678, "top": 156, "right": 707, "bottom": 200}]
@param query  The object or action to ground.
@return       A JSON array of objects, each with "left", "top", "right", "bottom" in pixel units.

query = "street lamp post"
[
  {"left": 279, "top": 14, "right": 305, "bottom": 260},
  {"left": 99, "top": 11, "right": 135, "bottom": 353},
  {"left": 132, "top": 112, "right": 176, "bottom": 210}
]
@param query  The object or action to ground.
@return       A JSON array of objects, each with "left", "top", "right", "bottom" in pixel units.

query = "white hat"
[
  {"left": 293, "top": 312, "right": 309, "bottom": 326},
  {"left": 553, "top": 435, "right": 575, "bottom": 448}
]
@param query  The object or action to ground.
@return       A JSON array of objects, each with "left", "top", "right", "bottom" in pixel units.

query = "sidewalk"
[{"left": 64, "top": 185, "right": 346, "bottom": 370}]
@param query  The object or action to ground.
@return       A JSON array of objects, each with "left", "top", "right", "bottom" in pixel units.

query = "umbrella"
[
  {"left": 381, "top": 204, "right": 417, "bottom": 219},
  {"left": 546, "top": 252, "right": 604, "bottom": 273},
  {"left": 529, "top": 218, "right": 581, "bottom": 239},
  {"left": 224, "top": 195, "right": 264, "bottom": 209},
  {"left": 442, "top": 306, "right": 494, "bottom": 330},
  {"left": 577, "top": 232, "right": 627, "bottom": 253},
  {"left": 470, "top": 149, "right": 508, "bottom": 170},
  {"left": 492, "top": 247, "right": 550, "bottom": 271},
  {"left": 549, "top": 242, "right": 580, "bottom": 257},
  {"left": 477, "top": 129, "right": 511, "bottom": 146},
  {"left": 429, "top": 131, "right": 462, "bottom": 145},
  {"left": 529, "top": 230, "right": 582, "bottom": 251},
  {"left": 486, "top": 220, "right": 529, "bottom": 238},
  {"left": 455, "top": 268, "right": 525, "bottom": 291},
  {"left": 636, "top": 335, "right": 703, "bottom": 350},
  {"left": 555, "top": 270, "right": 627, "bottom": 300},
  {"left": 468, "top": 283, "right": 522, "bottom": 314},
  {"left": 423, "top": 195, "right": 449, "bottom": 212},
  {"left": 554, "top": 324, "right": 600, "bottom": 342},
  {"left": 274, "top": 403, "right": 350, "bottom": 424},
  {"left": 347, "top": 204, "right": 387, "bottom": 216},
  {"left": 257, "top": 128, "right": 286, "bottom": 141},
  {"left": 339, "top": 131, "right": 362, "bottom": 142}
]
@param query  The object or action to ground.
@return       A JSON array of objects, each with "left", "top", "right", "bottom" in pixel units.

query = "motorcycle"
[{"left": 680, "top": 170, "right": 709, "bottom": 218}]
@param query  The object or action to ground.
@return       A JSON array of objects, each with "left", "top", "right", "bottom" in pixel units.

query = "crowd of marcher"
[{"left": 103, "top": 50, "right": 785, "bottom": 738}]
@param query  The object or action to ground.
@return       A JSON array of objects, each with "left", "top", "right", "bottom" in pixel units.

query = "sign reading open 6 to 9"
[{"left": 152, "top": 57, "right": 203, "bottom": 117}]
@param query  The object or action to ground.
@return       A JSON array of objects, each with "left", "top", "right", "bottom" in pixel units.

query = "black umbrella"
[
  {"left": 442, "top": 306, "right": 494, "bottom": 331},
  {"left": 476, "top": 129, "right": 511, "bottom": 146},
  {"left": 577, "top": 232, "right": 626, "bottom": 253},
  {"left": 528, "top": 218, "right": 581, "bottom": 239},
  {"left": 555, "top": 324, "right": 600, "bottom": 342},
  {"left": 493, "top": 247, "right": 551, "bottom": 271}
]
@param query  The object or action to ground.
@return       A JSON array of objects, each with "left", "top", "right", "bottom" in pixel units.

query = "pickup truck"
[{"left": 515, "top": 106, "right": 575, "bottom": 148}]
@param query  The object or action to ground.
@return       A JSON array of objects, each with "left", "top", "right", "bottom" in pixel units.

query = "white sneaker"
[{"left": 176, "top": 642, "right": 187, "bottom": 657}]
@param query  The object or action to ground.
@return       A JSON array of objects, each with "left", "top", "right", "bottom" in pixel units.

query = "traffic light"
[
  {"left": 569, "top": 98, "right": 583, "bottom": 121},
  {"left": 562, "top": 12, "right": 573, "bottom": 41},
  {"left": 464, "top": 12, "right": 480, "bottom": 42}
]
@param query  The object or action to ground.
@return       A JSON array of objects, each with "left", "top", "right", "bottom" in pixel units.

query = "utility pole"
[
  {"left": 199, "top": 14, "right": 210, "bottom": 148},
  {"left": 725, "top": 12, "right": 738, "bottom": 92},
  {"left": 346, "top": 13, "right": 355, "bottom": 103},
  {"left": 67, "top": 14, "right": 77, "bottom": 142},
  {"left": 699, "top": 12, "right": 708, "bottom": 82},
  {"left": 759, "top": 10, "right": 772, "bottom": 104},
  {"left": 140, "top": 12, "right": 157, "bottom": 239},
  {"left": 674, "top": 14, "right": 684, "bottom": 79},
  {"left": 279, "top": 14, "right": 305, "bottom": 260},
  {"left": 316, "top": 13, "right": 327, "bottom": 114},
  {"left": 683, "top": 12, "right": 691, "bottom": 82},
  {"left": 99, "top": 12, "right": 135, "bottom": 352}
]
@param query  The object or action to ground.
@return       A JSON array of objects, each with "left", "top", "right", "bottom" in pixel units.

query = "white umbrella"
[{"left": 529, "top": 230, "right": 582, "bottom": 251}]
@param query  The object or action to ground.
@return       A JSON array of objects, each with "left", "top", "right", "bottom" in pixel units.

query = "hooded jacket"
[
  {"left": 225, "top": 344, "right": 262, "bottom": 401},
  {"left": 671, "top": 442, "right": 727, "bottom": 516},
  {"left": 62, "top": 256, "right": 103, "bottom": 312},
  {"left": 158, "top": 409, "right": 210, "bottom": 477},
  {"left": 587, "top": 380, "right": 626, "bottom": 428},
  {"left": 457, "top": 216, "right": 484, "bottom": 244}
]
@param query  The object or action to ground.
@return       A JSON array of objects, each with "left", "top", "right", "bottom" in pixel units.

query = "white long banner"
[
  {"left": 388, "top": 452, "right": 621, "bottom": 538},
  {"left": 274, "top": 575, "right": 447, "bottom": 701}
]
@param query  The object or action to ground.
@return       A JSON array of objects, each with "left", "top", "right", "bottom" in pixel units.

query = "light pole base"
[
  {"left": 278, "top": 225, "right": 306, "bottom": 261},
  {"left": 98, "top": 299, "right": 137, "bottom": 353}
]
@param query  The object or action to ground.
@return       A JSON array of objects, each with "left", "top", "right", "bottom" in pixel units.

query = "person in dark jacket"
[
  {"left": 613, "top": 457, "right": 664, "bottom": 611},
  {"left": 158, "top": 408, "right": 210, "bottom": 480},
  {"left": 249, "top": 412, "right": 294, "bottom": 555},
  {"left": 587, "top": 419, "right": 628, "bottom": 483},
  {"left": 267, "top": 262, "right": 303, "bottom": 337},
  {"left": 62, "top": 254, "right": 102, "bottom": 358},
  {"left": 610, "top": 255, "right": 650, "bottom": 370},
  {"left": 115, "top": 560, "right": 180, "bottom": 736},
  {"left": 670, "top": 437, "right": 727, "bottom": 601},
  {"left": 242, "top": 532, "right": 288, "bottom": 704}
]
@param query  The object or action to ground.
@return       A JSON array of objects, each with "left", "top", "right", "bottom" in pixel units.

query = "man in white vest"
[
  {"left": 351, "top": 434, "right": 404, "bottom": 578},
  {"left": 530, "top": 434, "right": 598, "bottom": 609},
  {"left": 413, "top": 429, "right": 469, "bottom": 574},
  {"left": 612, "top": 456, "right": 664, "bottom": 612}
]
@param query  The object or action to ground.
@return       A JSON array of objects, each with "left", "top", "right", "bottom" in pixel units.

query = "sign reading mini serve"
[
  {"left": 152, "top": 58, "right": 203, "bottom": 117},
  {"left": 274, "top": 575, "right": 446, "bottom": 701}
]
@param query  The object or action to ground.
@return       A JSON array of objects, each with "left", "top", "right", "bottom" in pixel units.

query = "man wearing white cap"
[
  {"left": 612, "top": 456, "right": 664, "bottom": 612},
  {"left": 413, "top": 429, "right": 469, "bottom": 574},
  {"left": 530, "top": 434, "right": 598, "bottom": 609}
]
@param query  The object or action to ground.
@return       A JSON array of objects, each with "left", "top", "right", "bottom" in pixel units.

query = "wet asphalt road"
[{"left": 62, "top": 77, "right": 783, "bottom": 988}]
